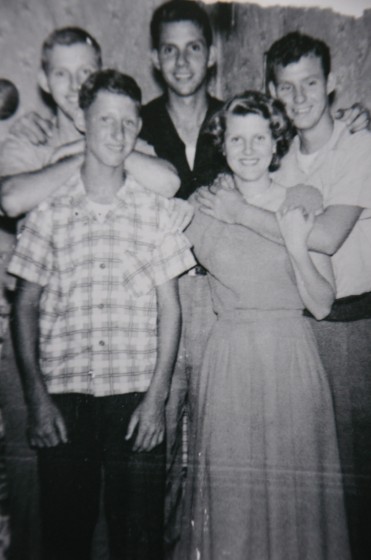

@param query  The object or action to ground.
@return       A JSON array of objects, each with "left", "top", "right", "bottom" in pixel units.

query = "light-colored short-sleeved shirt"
[
  {"left": 275, "top": 121, "right": 371, "bottom": 298},
  {"left": 0, "top": 124, "right": 63, "bottom": 315},
  {"left": 8, "top": 172, "right": 195, "bottom": 396},
  {"left": 0, "top": 122, "right": 62, "bottom": 176}
]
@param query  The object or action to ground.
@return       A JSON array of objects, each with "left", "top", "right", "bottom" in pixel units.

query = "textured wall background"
[{"left": 0, "top": 0, "right": 370, "bottom": 143}]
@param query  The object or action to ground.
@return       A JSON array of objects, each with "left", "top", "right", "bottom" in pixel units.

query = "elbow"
[
  {"left": 0, "top": 178, "right": 22, "bottom": 217},
  {"left": 165, "top": 170, "right": 180, "bottom": 198},
  {"left": 319, "top": 231, "right": 346, "bottom": 257},
  {"left": 312, "top": 306, "right": 331, "bottom": 321}
]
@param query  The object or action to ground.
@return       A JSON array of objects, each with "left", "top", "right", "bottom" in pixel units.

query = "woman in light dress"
[{"left": 180, "top": 91, "right": 350, "bottom": 560}]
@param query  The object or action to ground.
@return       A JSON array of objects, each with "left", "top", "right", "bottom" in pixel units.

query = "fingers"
[
  {"left": 55, "top": 415, "right": 68, "bottom": 444},
  {"left": 10, "top": 112, "right": 53, "bottom": 145},
  {"left": 133, "top": 423, "right": 164, "bottom": 453},
  {"left": 125, "top": 411, "right": 139, "bottom": 442},
  {"left": 167, "top": 200, "right": 194, "bottom": 232}
]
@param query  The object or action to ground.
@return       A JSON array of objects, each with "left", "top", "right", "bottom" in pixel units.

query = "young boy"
[
  {"left": 198, "top": 31, "right": 371, "bottom": 560},
  {"left": 0, "top": 27, "right": 189, "bottom": 560},
  {"left": 8, "top": 68, "right": 195, "bottom": 560}
]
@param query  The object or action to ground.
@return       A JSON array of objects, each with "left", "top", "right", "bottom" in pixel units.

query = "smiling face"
[
  {"left": 83, "top": 90, "right": 141, "bottom": 169},
  {"left": 41, "top": 43, "right": 100, "bottom": 121},
  {"left": 269, "top": 54, "right": 334, "bottom": 132},
  {"left": 152, "top": 20, "right": 215, "bottom": 98},
  {"left": 224, "top": 113, "right": 275, "bottom": 184}
]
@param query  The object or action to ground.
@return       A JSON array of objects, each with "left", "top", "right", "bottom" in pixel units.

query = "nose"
[
  {"left": 242, "top": 139, "right": 253, "bottom": 154},
  {"left": 175, "top": 49, "right": 188, "bottom": 67},
  {"left": 112, "top": 121, "right": 125, "bottom": 142},
  {"left": 70, "top": 74, "right": 80, "bottom": 93},
  {"left": 293, "top": 85, "right": 306, "bottom": 104}
]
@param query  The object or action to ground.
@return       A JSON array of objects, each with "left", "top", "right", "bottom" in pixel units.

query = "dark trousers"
[
  {"left": 38, "top": 393, "right": 165, "bottom": 560},
  {"left": 310, "top": 317, "right": 371, "bottom": 560}
]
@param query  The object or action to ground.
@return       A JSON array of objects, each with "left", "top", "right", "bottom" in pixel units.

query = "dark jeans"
[{"left": 38, "top": 393, "right": 165, "bottom": 560}]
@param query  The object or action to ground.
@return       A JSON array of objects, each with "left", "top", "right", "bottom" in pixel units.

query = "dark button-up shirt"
[{"left": 141, "top": 95, "right": 225, "bottom": 199}]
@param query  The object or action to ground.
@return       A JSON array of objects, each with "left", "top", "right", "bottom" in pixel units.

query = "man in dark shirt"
[
  {"left": 140, "top": 2, "right": 224, "bottom": 554},
  {"left": 141, "top": 95, "right": 224, "bottom": 199}
]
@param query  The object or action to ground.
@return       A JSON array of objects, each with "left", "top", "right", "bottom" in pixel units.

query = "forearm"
[
  {"left": 11, "top": 280, "right": 48, "bottom": 408},
  {"left": 235, "top": 202, "right": 285, "bottom": 245},
  {"left": 0, "top": 155, "right": 82, "bottom": 217},
  {"left": 147, "top": 281, "right": 181, "bottom": 403},
  {"left": 125, "top": 151, "right": 180, "bottom": 198},
  {"left": 287, "top": 249, "right": 335, "bottom": 319}
]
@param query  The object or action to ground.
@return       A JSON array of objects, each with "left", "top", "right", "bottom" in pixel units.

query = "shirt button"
[
  {"left": 99, "top": 340, "right": 105, "bottom": 346},
  {"left": 100, "top": 263, "right": 106, "bottom": 269}
]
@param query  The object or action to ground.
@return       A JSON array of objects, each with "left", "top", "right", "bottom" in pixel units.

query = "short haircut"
[
  {"left": 150, "top": 0, "right": 213, "bottom": 49},
  {"left": 205, "top": 90, "right": 294, "bottom": 172},
  {"left": 41, "top": 27, "right": 102, "bottom": 74},
  {"left": 79, "top": 69, "right": 142, "bottom": 115},
  {"left": 265, "top": 32, "right": 331, "bottom": 88}
]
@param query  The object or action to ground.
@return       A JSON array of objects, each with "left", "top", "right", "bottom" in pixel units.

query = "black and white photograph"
[{"left": 0, "top": 1, "right": 371, "bottom": 559}]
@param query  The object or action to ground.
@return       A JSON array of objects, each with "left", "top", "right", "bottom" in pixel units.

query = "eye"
[
  {"left": 53, "top": 69, "right": 66, "bottom": 78},
  {"left": 229, "top": 136, "right": 241, "bottom": 144},
  {"left": 81, "top": 67, "right": 93, "bottom": 77},
  {"left": 277, "top": 83, "right": 292, "bottom": 93},
  {"left": 255, "top": 134, "right": 266, "bottom": 142},
  {"left": 100, "top": 115, "right": 112, "bottom": 124},
  {"left": 124, "top": 119, "right": 136, "bottom": 129},
  {"left": 161, "top": 45, "right": 175, "bottom": 56},
  {"left": 189, "top": 42, "right": 202, "bottom": 53},
  {"left": 308, "top": 79, "right": 318, "bottom": 86}
]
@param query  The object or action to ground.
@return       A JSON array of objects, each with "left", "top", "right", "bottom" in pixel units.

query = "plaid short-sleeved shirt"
[{"left": 8, "top": 172, "right": 195, "bottom": 396}]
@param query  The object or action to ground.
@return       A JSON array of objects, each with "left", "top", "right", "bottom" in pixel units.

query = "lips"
[
  {"left": 106, "top": 144, "right": 125, "bottom": 153},
  {"left": 293, "top": 106, "right": 312, "bottom": 116},
  {"left": 239, "top": 158, "right": 259, "bottom": 166}
]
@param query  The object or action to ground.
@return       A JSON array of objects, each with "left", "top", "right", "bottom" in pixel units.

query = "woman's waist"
[{"left": 216, "top": 307, "right": 304, "bottom": 322}]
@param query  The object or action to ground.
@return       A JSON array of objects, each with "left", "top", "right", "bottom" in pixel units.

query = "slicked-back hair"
[
  {"left": 265, "top": 31, "right": 331, "bottom": 88},
  {"left": 151, "top": 0, "right": 213, "bottom": 49},
  {"left": 79, "top": 69, "right": 142, "bottom": 115},
  {"left": 41, "top": 27, "right": 102, "bottom": 74},
  {"left": 205, "top": 90, "right": 295, "bottom": 172}
]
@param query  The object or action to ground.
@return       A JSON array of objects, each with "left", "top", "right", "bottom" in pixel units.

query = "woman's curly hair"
[{"left": 204, "top": 90, "right": 295, "bottom": 172}]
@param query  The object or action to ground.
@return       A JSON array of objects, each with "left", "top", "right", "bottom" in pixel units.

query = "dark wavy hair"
[
  {"left": 79, "top": 69, "right": 142, "bottom": 115},
  {"left": 151, "top": 0, "right": 213, "bottom": 49},
  {"left": 205, "top": 90, "right": 294, "bottom": 172},
  {"left": 41, "top": 27, "right": 102, "bottom": 74},
  {"left": 265, "top": 32, "right": 331, "bottom": 88}
]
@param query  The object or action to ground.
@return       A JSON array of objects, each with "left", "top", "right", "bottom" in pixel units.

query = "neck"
[
  {"left": 166, "top": 86, "right": 209, "bottom": 125},
  {"left": 234, "top": 173, "right": 272, "bottom": 202},
  {"left": 81, "top": 154, "right": 124, "bottom": 204},
  {"left": 298, "top": 110, "right": 334, "bottom": 154},
  {"left": 56, "top": 110, "right": 83, "bottom": 144}
]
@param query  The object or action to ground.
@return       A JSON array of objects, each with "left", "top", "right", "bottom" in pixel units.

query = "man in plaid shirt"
[{"left": 8, "top": 69, "right": 195, "bottom": 560}]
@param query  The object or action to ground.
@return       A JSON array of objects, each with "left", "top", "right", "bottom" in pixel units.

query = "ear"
[
  {"left": 74, "top": 108, "right": 86, "bottom": 134},
  {"left": 136, "top": 116, "right": 143, "bottom": 136},
  {"left": 207, "top": 45, "right": 217, "bottom": 69},
  {"left": 326, "top": 72, "right": 336, "bottom": 96},
  {"left": 38, "top": 69, "right": 50, "bottom": 94},
  {"left": 268, "top": 81, "right": 277, "bottom": 99},
  {"left": 151, "top": 49, "right": 161, "bottom": 71}
]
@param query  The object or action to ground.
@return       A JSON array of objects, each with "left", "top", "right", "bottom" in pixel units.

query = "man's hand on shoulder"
[
  {"left": 279, "top": 184, "right": 323, "bottom": 216},
  {"left": 28, "top": 392, "right": 68, "bottom": 448},
  {"left": 196, "top": 174, "right": 244, "bottom": 224},
  {"left": 49, "top": 138, "right": 85, "bottom": 165},
  {"left": 167, "top": 198, "right": 194, "bottom": 232},
  {"left": 10, "top": 111, "right": 54, "bottom": 145},
  {"left": 335, "top": 102, "right": 370, "bottom": 134},
  {"left": 125, "top": 394, "right": 165, "bottom": 453}
]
